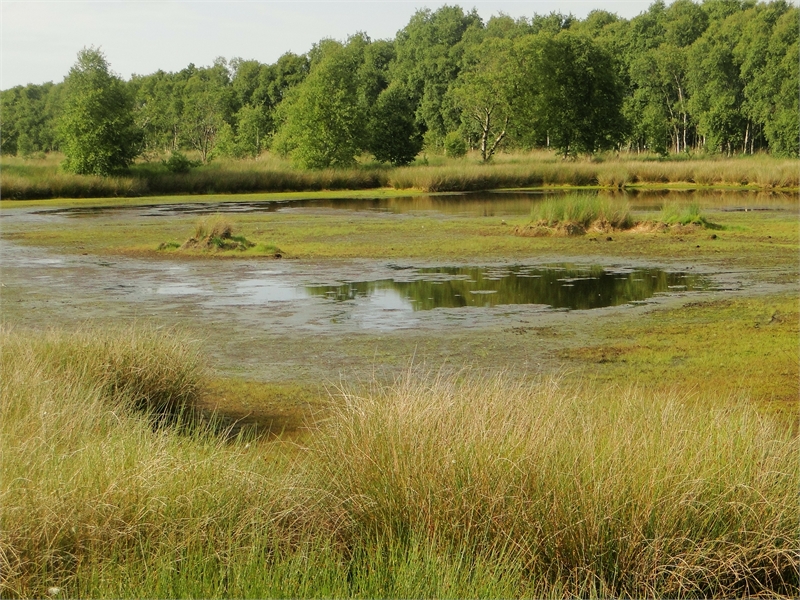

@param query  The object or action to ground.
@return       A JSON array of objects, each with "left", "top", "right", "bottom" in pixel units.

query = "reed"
[{"left": 2, "top": 152, "right": 797, "bottom": 201}]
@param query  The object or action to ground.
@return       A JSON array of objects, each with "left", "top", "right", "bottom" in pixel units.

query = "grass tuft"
[
  {"left": 517, "top": 194, "right": 634, "bottom": 235},
  {"left": 660, "top": 202, "right": 723, "bottom": 229},
  {"left": 174, "top": 216, "right": 265, "bottom": 252},
  {"left": 2, "top": 328, "right": 797, "bottom": 597}
]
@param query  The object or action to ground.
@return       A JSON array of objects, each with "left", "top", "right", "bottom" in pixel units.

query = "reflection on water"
[
  {"left": 304, "top": 265, "right": 709, "bottom": 311},
  {"left": 34, "top": 189, "right": 798, "bottom": 219}
]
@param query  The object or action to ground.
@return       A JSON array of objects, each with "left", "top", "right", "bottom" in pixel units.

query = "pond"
[
  {"left": 300, "top": 265, "right": 710, "bottom": 311},
  {"left": 1, "top": 233, "right": 720, "bottom": 333}
]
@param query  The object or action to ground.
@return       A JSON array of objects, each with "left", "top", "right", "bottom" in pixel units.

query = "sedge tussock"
[{"left": 2, "top": 329, "right": 797, "bottom": 597}]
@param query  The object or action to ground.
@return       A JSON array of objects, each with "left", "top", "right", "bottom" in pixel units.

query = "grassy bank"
[
  {"left": 2, "top": 326, "right": 797, "bottom": 597},
  {"left": 5, "top": 191, "right": 796, "bottom": 270},
  {"left": 2, "top": 152, "right": 798, "bottom": 200}
]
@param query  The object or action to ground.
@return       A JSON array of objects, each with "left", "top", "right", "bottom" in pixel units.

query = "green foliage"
[
  {"left": 179, "top": 60, "right": 234, "bottom": 163},
  {"left": 273, "top": 39, "right": 365, "bottom": 169},
  {"left": 2, "top": 1, "right": 799, "bottom": 166},
  {"left": 161, "top": 150, "right": 198, "bottom": 173},
  {"left": 449, "top": 36, "right": 517, "bottom": 161},
  {"left": 58, "top": 48, "right": 140, "bottom": 175},
  {"left": 368, "top": 83, "right": 422, "bottom": 165},
  {"left": 443, "top": 131, "right": 467, "bottom": 157},
  {"left": 517, "top": 31, "right": 626, "bottom": 157},
  {"left": 0, "top": 82, "right": 61, "bottom": 155},
  {"left": 392, "top": 6, "right": 483, "bottom": 144}
]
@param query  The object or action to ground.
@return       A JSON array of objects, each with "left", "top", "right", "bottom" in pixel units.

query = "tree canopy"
[
  {"left": 1, "top": 1, "right": 797, "bottom": 170},
  {"left": 58, "top": 47, "right": 140, "bottom": 175}
]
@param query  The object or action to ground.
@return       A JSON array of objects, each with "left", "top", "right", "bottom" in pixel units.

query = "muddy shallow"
[
  {"left": 1, "top": 189, "right": 796, "bottom": 384},
  {"left": 0, "top": 238, "right": 735, "bottom": 334}
]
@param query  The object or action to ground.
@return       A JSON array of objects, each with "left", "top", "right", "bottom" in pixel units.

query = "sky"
[{"left": 2, "top": 0, "right": 666, "bottom": 89}]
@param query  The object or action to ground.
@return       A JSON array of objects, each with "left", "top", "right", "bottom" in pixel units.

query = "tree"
[
  {"left": 180, "top": 59, "right": 234, "bottom": 163},
  {"left": 367, "top": 83, "right": 422, "bottom": 165},
  {"left": 132, "top": 70, "right": 186, "bottom": 154},
  {"left": 518, "top": 32, "right": 625, "bottom": 157},
  {"left": 687, "top": 11, "right": 749, "bottom": 154},
  {"left": 758, "top": 8, "right": 799, "bottom": 156},
  {"left": 392, "top": 6, "right": 483, "bottom": 147},
  {"left": 273, "top": 39, "right": 365, "bottom": 169},
  {"left": 449, "top": 37, "right": 518, "bottom": 161},
  {"left": 58, "top": 47, "right": 139, "bottom": 175}
]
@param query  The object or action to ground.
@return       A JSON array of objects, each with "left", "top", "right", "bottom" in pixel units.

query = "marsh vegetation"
[
  {"left": 2, "top": 152, "right": 799, "bottom": 201},
  {"left": 2, "top": 326, "right": 797, "bottom": 598},
  {"left": 2, "top": 0, "right": 798, "bottom": 596}
]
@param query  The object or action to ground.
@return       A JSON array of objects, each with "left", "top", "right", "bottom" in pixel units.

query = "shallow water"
[
  {"left": 0, "top": 235, "right": 721, "bottom": 333},
  {"left": 300, "top": 265, "right": 710, "bottom": 311},
  {"left": 30, "top": 189, "right": 798, "bottom": 220}
]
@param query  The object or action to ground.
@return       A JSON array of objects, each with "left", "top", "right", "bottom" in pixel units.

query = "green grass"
[
  {"left": 559, "top": 294, "right": 800, "bottom": 411},
  {"left": 528, "top": 194, "right": 634, "bottom": 230},
  {"left": 2, "top": 326, "right": 797, "bottom": 597},
  {"left": 2, "top": 152, "right": 797, "bottom": 200},
  {"left": 659, "top": 202, "right": 723, "bottom": 229}
]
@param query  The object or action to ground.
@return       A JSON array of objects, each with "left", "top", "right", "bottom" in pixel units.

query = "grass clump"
[
  {"left": 517, "top": 194, "right": 634, "bottom": 235},
  {"left": 660, "top": 202, "right": 723, "bottom": 229},
  {"left": 2, "top": 328, "right": 797, "bottom": 597},
  {"left": 176, "top": 215, "right": 261, "bottom": 252},
  {"left": 304, "top": 372, "right": 799, "bottom": 597},
  {"left": 0, "top": 326, "right": 290, "bottom": 598},
  {"left": 0, "top": 324, "right": 205, "bottom": 420}
]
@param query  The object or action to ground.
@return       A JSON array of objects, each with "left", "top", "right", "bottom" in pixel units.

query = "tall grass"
[
  {"left": 1, "top": 152, "right": 797, "bottom": 200},
  {"left": 530, "top": 195, "right": 634, "bottom": 229},
  {"left": 303, "top": 372, "right": 798, "bottom": 597},
  {"left": 2, "top": 327, "right": 797, "bottom": 597}
]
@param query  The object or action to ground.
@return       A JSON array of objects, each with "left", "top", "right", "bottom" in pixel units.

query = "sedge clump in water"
[
  {"left": 157, "top": 215, "right": 281, "bottom": 253},
  {"left": 658, "top": 202, "right": 723, "bottom": 229},
  {"left": 516, "top": 195, "right": 634, "bottom": 236}
]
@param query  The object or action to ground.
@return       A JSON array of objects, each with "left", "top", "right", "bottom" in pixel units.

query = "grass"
[
  {"left": 524, "top": 194, "right": 634, "bottom": 234},
  {"left": 659, "top": 202, "right": 723, "bottom": 229},
  {"left": 3, "top": 193, "right": 797, "bottom": 269},
  {"left": 156, "top": 215, "right": 282, "bottom": 255},
  {"left": 2, "top": 326, "right": 797, "bottom": 597},
  {"left": 559, "top": 293, "right": 800, "bottom": 412},
  {"left": 1, "top": 152, "right": 797, "bottom": 201},
  {"left": 517, "top": 196, "right": 726, "bottom": 236}
]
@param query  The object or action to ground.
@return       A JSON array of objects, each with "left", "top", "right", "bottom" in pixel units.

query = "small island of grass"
[{"left": 158, "top": 216, "right": 282, "bottom": 257}]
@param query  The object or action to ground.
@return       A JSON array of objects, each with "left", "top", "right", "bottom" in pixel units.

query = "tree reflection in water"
[{"left": 305, "top": 265, "right": 710, "bottom": 311}]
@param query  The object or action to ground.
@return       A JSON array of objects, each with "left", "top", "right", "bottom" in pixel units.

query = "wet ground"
[{"left": 1, "top": 189, "right": 797, "bottom": 395}]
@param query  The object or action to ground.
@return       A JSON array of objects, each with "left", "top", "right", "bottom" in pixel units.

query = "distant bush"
[
  {"left": 162, "top": 151, "right": 199, "bottom": 174},
  {"left": 444, "top": 132, "right": 467, "bottom": 158}
]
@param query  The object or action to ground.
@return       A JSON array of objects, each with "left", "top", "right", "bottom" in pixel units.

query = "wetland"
[
  {"left": 2, "top": 188, "right": 796, "bottom": 396},
  {"left": 2, "top": 186, "right": 798, "bottom": 598}
]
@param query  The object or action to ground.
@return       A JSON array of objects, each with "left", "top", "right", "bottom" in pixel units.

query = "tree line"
[{"left": 1, "top": 0, "right": 797, "bottom": 175}]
